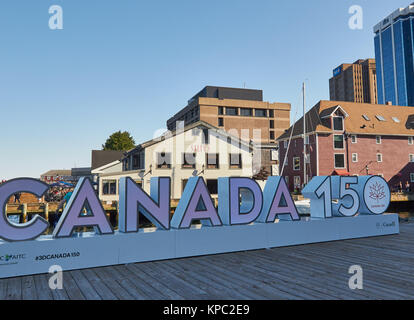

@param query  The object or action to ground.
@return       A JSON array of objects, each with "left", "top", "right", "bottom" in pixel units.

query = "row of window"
[
  {"left": 281, "top": 135, "right": 414, "bottom": 150},
  {"left": 218, "top": 107, "right": 275, "bottom": 118},
  {"left": 156, "top": 152, "right": 243, "bottom": 169},
  {"left": 286, "top": 152, "right": 414, "bottom": 171},
  {"left": 286, "top": 173, "right": 414, "bottom": 189}
]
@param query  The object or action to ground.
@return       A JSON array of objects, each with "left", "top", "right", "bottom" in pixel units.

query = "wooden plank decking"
[{"left": 1, "top": 223, "right": 413, "bottom": 300}]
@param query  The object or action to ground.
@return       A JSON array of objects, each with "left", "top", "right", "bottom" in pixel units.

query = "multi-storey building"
[
  {"left": 278, "top": 100, "right": 414, "bottom": 191},
  {"left": 374, "top": 3, "right": 414, "bottom": 106},
  {"left": 329, "top": 59, "right": 378, "bottom": 104},
  {"left": 166, "top": 86, "right": 291, "bottom": 144}
]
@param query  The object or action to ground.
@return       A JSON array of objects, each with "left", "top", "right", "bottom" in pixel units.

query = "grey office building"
[{"left": 373, "top": 3, "right": 414, "bottom": 106}]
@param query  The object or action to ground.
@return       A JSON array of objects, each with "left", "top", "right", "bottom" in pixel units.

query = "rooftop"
[
  {"left": 373, "top": 3, "right": 414, "bottom": 33},
  {"left": 278, "top": 100, "right": 414, "bottom": 140},
  {"left": 189, "top": 86, "right": 263, "bottom": 103}
]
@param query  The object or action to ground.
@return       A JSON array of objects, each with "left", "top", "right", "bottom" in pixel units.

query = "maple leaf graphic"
[{"left": 369, "top": 182, "right": 386, "bottom": 202}]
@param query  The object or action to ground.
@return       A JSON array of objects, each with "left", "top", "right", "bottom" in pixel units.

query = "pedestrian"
[
  {"left": 14, "top": 192, "right": 21, "bottom": 204},
  {"left": 53, "top": 188, "right": 74, "bottom": 227},
  {"left": 405, "top": 181, "right": 411, "bottom": 193}
]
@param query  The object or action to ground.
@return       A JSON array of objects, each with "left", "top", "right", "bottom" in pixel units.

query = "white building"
[{"left": 97, "top": 121, "right": 257, "bottom": 202}]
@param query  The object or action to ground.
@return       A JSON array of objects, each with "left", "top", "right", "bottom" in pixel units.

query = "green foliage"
[{"left": 102, "top": 131, "right": 136, "bottom": 151}]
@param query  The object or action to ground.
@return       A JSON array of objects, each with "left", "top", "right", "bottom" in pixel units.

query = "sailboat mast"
[{"left": 303, "top": 82, "right": 307, "bottom": 187}]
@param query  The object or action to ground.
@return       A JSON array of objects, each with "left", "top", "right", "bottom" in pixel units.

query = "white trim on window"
[
  {"left": 351, "top": 135, "right": 357, "bottom": 143},
  {"left": 377, "top": 153, "right": 383, "bottom": 163},
  {"left": 333, "top": 134, "right": 345, "bottom": 150},
  {"left": 334, "top": 153, "right": 346, "bottom": 169},
  {"left": 411, "top": 173, "right": 414, "bottom": 183},
  {"left": 410, "top": 154, "right": 414, "bottom": 163},
  {"left": 409, "top": 137, "right": 414, "bottom": 145},
  {"left": 352, "top": 153, "right": 358, "bottom": 163},
  {"left": 376, "top": 136, "right": 382, "bottom": 144},
  {"left": 293, "top": 157, "right": 300, "bottom": 171}
]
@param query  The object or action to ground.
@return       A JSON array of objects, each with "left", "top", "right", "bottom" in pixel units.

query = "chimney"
[{"left": 386, "top": 101, "right": 393, "bottom": 106}]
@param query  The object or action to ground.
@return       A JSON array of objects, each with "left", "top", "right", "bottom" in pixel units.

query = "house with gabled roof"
[
  {"left": 278, "top": 100, "right": 414, "bottom": 191},
  {"left": 97, "top": 121, "right": 263, "bottom": 202}
]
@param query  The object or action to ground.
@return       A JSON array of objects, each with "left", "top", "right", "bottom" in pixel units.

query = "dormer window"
[{"left": 333, "top": 116, "right": 344, "bottom": 131}]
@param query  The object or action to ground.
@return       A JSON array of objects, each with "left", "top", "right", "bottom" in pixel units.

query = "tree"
[{"left": 102, "top": 131, "right": 136, "bottom": 151}]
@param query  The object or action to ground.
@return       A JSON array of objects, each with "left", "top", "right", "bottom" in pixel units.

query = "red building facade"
[{"left": 278, "top": 100, "right": 414, "bottom": 191}]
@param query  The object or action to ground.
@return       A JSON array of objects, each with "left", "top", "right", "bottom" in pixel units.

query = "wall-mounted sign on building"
[{"left": 0, "top": 175, "right": 399, "bottom": 278}]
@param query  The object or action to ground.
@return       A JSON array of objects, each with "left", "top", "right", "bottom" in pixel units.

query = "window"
[
  {"left": 240, "top": 108, "right": 253, "bottom": 117},
  {"left": 207, "top": 179, "right": 218, "bottom": 195},
  {"left": 156, "top": 152, "right": 172, "bottom": 169},
  {"left": 352, "top": 153, "right": 358, "bottom": 162},
  {"left": 102, "top": 180, "right": 117, "bottom": 195},
  {"left": 229, "top": 154, "right": 242, "bottom": 169},
  {"left": 255, "top": 109, "right": 267, "bottom": 117},
  {"left": 376, "top": 136, "right": 382, "bottom": 144},
  {"left": 376, "top": 115, "right": 386, "bottom": 121},
  {"left": 218, "top": 118, "right": 224, "bottom": 127},
  {"left": 377, "top": 153, "right": 383, "bottom": 162},
  {"left": 202, "top": 129, "right": 210, "bottom": 144},
  {"left": 334, "top": 135, "right": 344, "bottom": 149},
  {"left": 294, "top": 176, "right": 301, "bottom": 188},
  {"left": 362, "top": 114, "right": 370, "bottom": 121},
  {"left": 182, "top": 153, "right": 196, "bottom": 169},
  {"left": 334, "top": 154, "right": 345, "bottom": 168},
  {"left": 271, "top": 149, "right": 278, "bottom": 161},
  {"left": 182, "top": 179, "right": 188, "bottom": 192},
  {"left": 293, "top": 157, "right": 300, "bottom": 171},
  {"left": 284, "top": 140, "right": 288, "bottom": 148},
  {"left": 411, "top": 173, "right": 414, "bottom": 183},
  {"left": 410, "top": 154, "right": 414, "bottom": 163},
  {"left": 218, "top": 107, "right": 224, "bottom": 115},
  {"left": 392, "top": 117, "right": 400, "bottom": 123},
  {"left": 270, "top": 131, "right": 275, "bottom": 140},
  {"left": 206, "top": 153, "right": 219, "bottom": 169},
  {"left": 333, "top": 116, "right": 344, "bottom": 131},
  {"left": 304, "top": 135, "right": 310, "bottom": 145},
  {"left": 269, "top": 110, "right": 274, "bottom": 118},
  {"left": 409, "top": 137, "right": 413, "bottom": 145},
  {"left": 351, "top": 135, "right": 357, "bottom": 143},
  {"left": 285, "top": 176, "right": 289, "bottom": 186},
  {"left": 270, "top": 120, "right": 274, "bottom": 129},
  {"left": 226, "top": 107, "right": 238, "bottom": 116}
]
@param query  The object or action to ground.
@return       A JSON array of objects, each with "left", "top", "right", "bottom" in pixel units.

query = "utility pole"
[{"left": 303, "top": 82, "right": 307, "bottom": 187}]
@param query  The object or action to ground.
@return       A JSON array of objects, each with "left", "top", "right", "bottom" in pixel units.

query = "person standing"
[
  {"left": 13, "top": 192, "right": 21, "bottom": 204},
  {"left": 53, "top": 188, "right": 74, "bottom": 227}
]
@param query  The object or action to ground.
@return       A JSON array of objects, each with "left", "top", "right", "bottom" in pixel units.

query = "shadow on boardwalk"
[{"left": 1, "top": 223, "right": 413, "bottom": 300}]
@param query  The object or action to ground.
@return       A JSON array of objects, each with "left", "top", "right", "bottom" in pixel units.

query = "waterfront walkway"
[{"left": 1, "top": 223, "right": 413, "bottom": 300}]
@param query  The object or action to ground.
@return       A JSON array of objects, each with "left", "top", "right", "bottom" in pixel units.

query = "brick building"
[
  {"left": 166, "top": 86, "right": 291, "bottom": 144},
  {"left": 278, "top": 100, "right": 414, "bottom": 191},
  {"left": 329, "top": 59, "right": 378, "bottom": 104}
]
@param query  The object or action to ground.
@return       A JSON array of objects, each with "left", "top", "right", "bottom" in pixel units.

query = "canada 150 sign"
[{"left": 0, "top": 175, "right": 391, "bottom": 242}]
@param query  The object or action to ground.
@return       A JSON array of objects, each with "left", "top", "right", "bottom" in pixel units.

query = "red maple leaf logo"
[{"left": 369, "top": 182, "right": 386, "bottom": 202}]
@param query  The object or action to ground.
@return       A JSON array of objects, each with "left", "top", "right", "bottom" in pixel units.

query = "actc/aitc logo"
[{"left": 0, "top": 254, "right": 26, "bottom": 262}]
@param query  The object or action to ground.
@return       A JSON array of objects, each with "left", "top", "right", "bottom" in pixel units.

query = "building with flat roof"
[
  {"left": 166, "top": 86, "right": 291, "bottom": 144},
  {"left": 373, "top": 3, "right": 414, "bottom": 106},
  {"left": 329, "top": 59, "right": 378, "bottom": 104}
]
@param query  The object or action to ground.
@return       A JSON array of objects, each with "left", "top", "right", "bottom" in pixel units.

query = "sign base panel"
[{"left": 0, "top": 214, "right": 399, "bottom": 279}]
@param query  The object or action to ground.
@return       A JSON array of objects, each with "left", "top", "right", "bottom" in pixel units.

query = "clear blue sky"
[{"left": 0, "top": 0, "right": 410, "bottom": 179}]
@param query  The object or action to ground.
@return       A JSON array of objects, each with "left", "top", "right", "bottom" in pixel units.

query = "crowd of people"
[
  {"left": 392, "top": 181, "right": 412, "bottom": 193},
  {"left": 44, "top": 187, "right": 73, "bottom": 203}
]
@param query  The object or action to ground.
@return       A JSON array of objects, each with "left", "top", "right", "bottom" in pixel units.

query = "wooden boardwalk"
[{"left": 1, "top": 223, "right": 413, "bottom": 300}]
